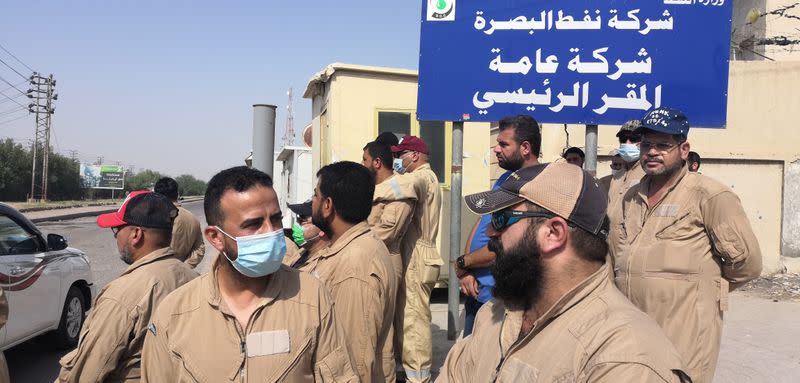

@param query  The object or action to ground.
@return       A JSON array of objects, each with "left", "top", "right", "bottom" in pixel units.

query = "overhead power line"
[
  {"left": 0, "top": 75, "right": 26, "bottom": 96},
  {"left": 0, "top": 56, "right": 29, "bottom": 80},
  {"left": 0, "top": 43, "right": 35, "bottom": 73},
  {"left": 0, "top": 89, "right": 25, "bottom": 108},
  {"left": 0, "top": 112, "right": 29, "bottom": 127}
]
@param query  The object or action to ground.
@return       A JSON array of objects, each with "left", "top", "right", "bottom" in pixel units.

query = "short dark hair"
[
  {"left": 563, "top": 147, "right": 585, "bottom": 160},
  {"left": 316, "top": 161, "right": 375, "bottom": 224},
  {"left": 498, "top": 115, "right": 542, "bottom": 157},
  {"left": 204, "top": 166, "right": 273, "bottom": 226},
  {"left": 375, "top": 132, "right": 400, "bottom": 147},
  {"left": 363, "top": 141, "right": 394, "bottom": 169},
  {"left": 154, "top": 177, "right": 179, "bottom": 201},
  {"left": 688, "top": 151, "right": 701, "bottom": 166},
  {"left": 149, "top": 228, "right": 173, "bottom": 248}
]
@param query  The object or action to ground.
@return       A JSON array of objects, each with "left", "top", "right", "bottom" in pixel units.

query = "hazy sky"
[{"left": 0, "top": 1, "right": 422, "bottom": 181}]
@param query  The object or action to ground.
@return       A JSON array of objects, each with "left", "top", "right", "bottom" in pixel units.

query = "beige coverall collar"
[
  {"left": 121, "top": 247, "right": 176, "bottom": 276},
  {"left": 319, "top": 221, "right": 371, "bottom": 259},
  {"left": 636, "top": 163, "right": 690, "bottom": 208},
  {"left": 500, "top": 264, "right": 610, "bottom": 351},
  {"left": 205, "top": 259, "right": 284, "bottom": 315}
]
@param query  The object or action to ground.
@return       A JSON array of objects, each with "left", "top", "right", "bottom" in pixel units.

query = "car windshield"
[{"left": 0, "top": 214, "right": 38, "bottom": 255}]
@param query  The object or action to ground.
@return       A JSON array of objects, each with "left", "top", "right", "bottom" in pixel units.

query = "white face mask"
[
  {"left": 611, "top": 168, "right": 625, "bottom": 177},
  {"left": 392, "top": 158, "right": 407, "bottom": 174},
  {"left": 618, "top": 143, "right": 640, "bottom": 163},
  {"left": 216, "top": 228, "right": 286, "bottom": 278}
]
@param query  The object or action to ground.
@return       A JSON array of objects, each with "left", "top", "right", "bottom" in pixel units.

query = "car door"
[{"left": 0, "top": 213, "right": 60, "bottom": 345}]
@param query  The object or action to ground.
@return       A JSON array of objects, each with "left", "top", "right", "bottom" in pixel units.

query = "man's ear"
[
  {"left": 519, "top": 140, "right": 532, "bottom": 157},
  {"left": 538, "top": 217, "right": 569, "bottom": 255},
  {"left": 680, "top": 141, "right": 691, "bottom": 161},
  {"left": 129, "top": 227, "right": 145, "bottom": 248},
  {"left": 322, "top": 196, "right": 335, "bottom": 219},
  {"left": 204, "top": 226, "right": 226, "bottom": 253}
]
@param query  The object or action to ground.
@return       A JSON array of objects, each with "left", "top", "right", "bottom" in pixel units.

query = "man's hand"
[{"left": 459, "top": 273, "right": 479, "bottom": 298}]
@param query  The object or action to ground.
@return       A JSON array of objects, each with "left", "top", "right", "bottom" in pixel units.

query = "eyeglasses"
[
  {"left": 618, "top": 134, "right": 641, "bottom": 144},
  {"left": 490, "top": 210, "right": 555, "bottom": 232},
  {"left": 640, "top": 141, "right": 680, "bottom": 152},
  {"left": 111, "top": 225, "right": 129, "bottom": 238},
  {"left": 394, "top": 150, "right": 414, "bottom": 159}
]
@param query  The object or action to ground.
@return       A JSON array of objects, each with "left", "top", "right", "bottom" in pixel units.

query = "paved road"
[
  {"left": 4, "top": 201, "right": 212, "bottom": 383},
  {"left": 5, "top": 199, "right": 800, "bottom": 382}
]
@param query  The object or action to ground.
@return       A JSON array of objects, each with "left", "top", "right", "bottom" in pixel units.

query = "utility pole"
[
  {"left": 282, "top": 88, "right": 295, "bottom": 148},
  {"left": 27, "top": 72, "right": 56, "bottom": 202}
]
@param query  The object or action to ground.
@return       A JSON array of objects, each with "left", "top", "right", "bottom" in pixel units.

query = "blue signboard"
[{"left": 418, "top": 0, "right": 733, "bottom": 127}]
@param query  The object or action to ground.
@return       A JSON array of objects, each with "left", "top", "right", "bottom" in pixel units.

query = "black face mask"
[{"left": 490, "top": 223, "right": 545, "bottom": 310}]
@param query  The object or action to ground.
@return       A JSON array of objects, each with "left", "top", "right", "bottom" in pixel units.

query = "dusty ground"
[{"left": 738, "top": 272, "right": 800, "bottom": 302}]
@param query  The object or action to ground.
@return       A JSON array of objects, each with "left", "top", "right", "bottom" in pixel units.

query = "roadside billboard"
[
  {"left": 418, "top": 0, "right": 733, "bottom": 127},
  {"left": 79, "top": 164, "right": 125, "bottom": 190}
]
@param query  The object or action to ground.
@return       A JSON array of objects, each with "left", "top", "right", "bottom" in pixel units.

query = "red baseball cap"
[
  {"left": 96, "top": 190, "right": 177, "bottom": 230},
  {"left": 390, "top": 135, "right": 429, "bottom": 155}
]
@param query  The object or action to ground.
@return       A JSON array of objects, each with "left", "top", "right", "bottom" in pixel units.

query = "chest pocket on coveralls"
[{"left": 646, "top": 211, "right": 702, "bottom": 274}]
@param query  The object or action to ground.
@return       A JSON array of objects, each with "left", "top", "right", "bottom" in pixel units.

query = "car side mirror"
[{"left": 47, "top": 234, "right": 68, "bottom": 251}]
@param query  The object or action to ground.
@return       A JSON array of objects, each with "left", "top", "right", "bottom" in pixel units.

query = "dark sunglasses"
[
  {"left": 490, "top": 210, "right": 556, "bottom": 232},
  {"left": 111, "top": 225, "right": 129, "bottom": 238},
  {"left": 618, "top": 134, "right": 641, "bottom": 144}
]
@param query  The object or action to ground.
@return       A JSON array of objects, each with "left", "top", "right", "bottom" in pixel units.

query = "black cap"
[
  {"left": 97, "top": 190, "right": 177, "bottom": 230},
  {"left": 288, "top": 200, "right": 312, "bottom": 218}
]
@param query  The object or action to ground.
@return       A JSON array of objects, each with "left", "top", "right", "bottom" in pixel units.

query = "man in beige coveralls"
[
  {"left": 391, "top": 136, "right": 442, "bottom": 383},
  {"left": 142, "top": 166, "right": 357, "bottom": 382},
  {"left": 615, "top": 108, "right": 762, "bottom": 382},
  {"left": 154, "top": 177, "right": 206, "bottom": 268},
  {"left": 439, "top": 163, "right": 691, "bottom": 383},
  {"left": 57, "top": 191, "right": 198, "bottom": 382},
  {"left": 300, "top": 161, "right": 397, "bottom": 382}
]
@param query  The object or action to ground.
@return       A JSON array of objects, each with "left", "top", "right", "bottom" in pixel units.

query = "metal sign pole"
[
  {"left": 447, "top": 121, "right": 464, "bottom": 340},
  {"left": 585, "top": 124, "right": 598, "bottom": 177}
]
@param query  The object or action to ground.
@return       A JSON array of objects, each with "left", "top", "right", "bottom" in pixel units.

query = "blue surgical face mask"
[
  {"left": 618, "top": 143, "right": 640, "bottom": 163},
  {"left": 392, "top": 158, "right": 407, "bottom": 174},
  {"left": 216, "top": 227, "right": 286, "bottom": 278}
]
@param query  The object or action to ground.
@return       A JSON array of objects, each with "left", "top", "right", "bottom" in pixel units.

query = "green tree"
[
  {"left": 174, "top": 174, "right": 207, "bottom": 196},
  {"left": 0, "top": 139, "right": 33, "bottom": 201},
  {"left": 125, "top": 169, "right": 162, "bottom": 192}
]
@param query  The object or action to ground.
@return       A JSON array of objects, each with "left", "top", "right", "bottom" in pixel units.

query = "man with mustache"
[
  {"left": 58, "top": 191, "right": 198, "bottom": 382},
  {"left": 454, "top": 115, "right": 540, "bottom": 336},
  {"left": 437, "top": 163, "right": 690, "bottom": 382},
  {"left": 614, "top": 108, "right": 762, "bottom": 382},
  {"left": 142, "top": 167, "right": 357, "bottom": 382}
]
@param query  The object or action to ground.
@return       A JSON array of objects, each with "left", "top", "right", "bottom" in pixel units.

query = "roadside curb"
[
  {"left": 30, "top": 208, "right": 119, "bottom": 224},
  {"left": 31, "top": 197, "right": 204, "bottom": 223}
]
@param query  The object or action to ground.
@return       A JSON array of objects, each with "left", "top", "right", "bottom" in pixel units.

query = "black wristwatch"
[{"left": 456, "top": 255, "right": 466, "bottom": 269}]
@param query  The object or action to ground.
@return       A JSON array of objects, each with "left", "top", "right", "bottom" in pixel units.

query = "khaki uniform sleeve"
[
  {"left": 329, "top": 276, "right": 384, "bottom": 382},
  {"left": 184, "top": 227, "right": 206, "bottom": 268},
  {"left": 141, "top": 315, "right": 174, "bottom": 382},
  {"left": 56, "top": 299, "right": 136, "bottom": 383},
  {"left": 312, "top": 287, "right": 359, "bottom": 382},
  {"left": 702, "top": 190, "right": 763, "bottom": 289},
  {"left": 582, "top": 363, "right": 690, "bottom": 383},
  {"left": 435, "top": 337, "right": 473, "bottom": 383},
  {"left": 371, "top": 200, "right": 414, "bottom": 244}
]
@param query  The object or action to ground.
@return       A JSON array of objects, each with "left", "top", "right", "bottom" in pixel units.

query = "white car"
[{"left": 0, "top": 202, "right": 96, "bottom": 350}]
